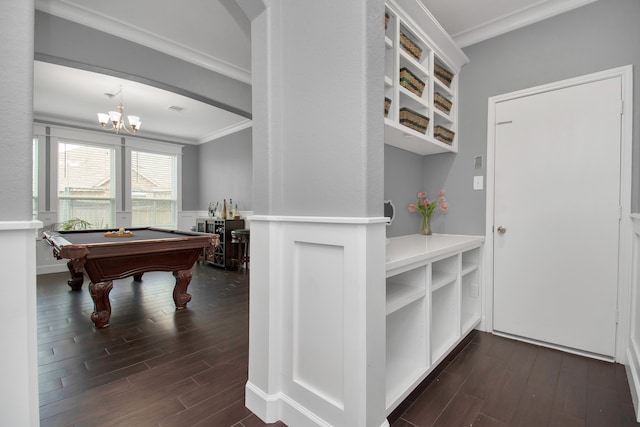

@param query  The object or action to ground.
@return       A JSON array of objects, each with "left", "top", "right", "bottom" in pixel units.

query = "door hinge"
[{"left": 620, "top": 99, "right": 624, "bottom": 115}]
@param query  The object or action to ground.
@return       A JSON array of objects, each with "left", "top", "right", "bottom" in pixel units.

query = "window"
[
  {"left": 131, "top": 150, "right": 177, "bottom": 228},
  {"left": 57, "top": 141, "right": 115, "bottom": 229},
  {"left": 32, "top": 137, "right": 38, "bottom": 220}
]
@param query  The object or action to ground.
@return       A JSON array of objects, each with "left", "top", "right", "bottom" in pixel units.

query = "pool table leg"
[
  {"left": 173, "top": 269, "right": 193, "bottom": 309},
  {"left": 133, "top": 273, "right": 144, "bottom": 282},
  {"left": 89, "top": 280, "right": 113, "bottom": 328},
  {"left": 66, "top": 259, "right": 85, "bottom": 290}
]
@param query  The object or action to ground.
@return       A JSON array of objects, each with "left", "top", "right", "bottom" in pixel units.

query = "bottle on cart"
[
  {"left": 222, "top": 199, "right": 227, "bottom": 219},
  {"left": 228, "top": 199, "right": 233, "bottom": 219}
]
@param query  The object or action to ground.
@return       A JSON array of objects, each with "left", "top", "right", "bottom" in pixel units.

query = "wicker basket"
[
  {"left": 399, "top": 107, "right": 429, "bottom": 134},
  {"left": 434, "top": 64, "right": 453, "bottom": 87},
  {"left": 434, "top": 92, "right": 452, "bottom": 114},
  {"left": 434, "top": 125, "right": 455, "bottom": 145},
  {"left": 399, "top": 68, "right": 425, "bottom": 97},
  {"left": 400, "top": 33, "right": 422, "bottom": 61},
  {"left": 384, "top": 97, "right": 391, "bottom": 117}
]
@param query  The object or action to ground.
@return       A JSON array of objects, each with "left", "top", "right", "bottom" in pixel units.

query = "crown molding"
[
  {"left": 197, "top": 119, "right": 252, "bottom": 144},
  {"left": 453, "top": 0, "right": 599, "bottom": 48},
  {"left": 33, "top": 114, "right": 198, "bottom": 145},
  {"left": 35, "top": 0, "right": 252, "bottom": 85}
]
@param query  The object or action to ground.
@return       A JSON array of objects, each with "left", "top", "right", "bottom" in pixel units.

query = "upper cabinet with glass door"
[{"left": 384, "top": 0, "right": 469, "bottom": 156}]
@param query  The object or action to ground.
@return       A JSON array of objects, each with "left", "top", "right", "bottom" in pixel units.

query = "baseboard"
[
  {"left": 37, "top": 264, "right": 67, "bottom": 275},
  {"left": 245, "top": 381, "right": 391, "bottom": 427},
  {"left": 627, "top": 340, "right": 640, "bottom": 422},
  {"left": 245, "top": 381, "right": 333, "bottom": 427}
]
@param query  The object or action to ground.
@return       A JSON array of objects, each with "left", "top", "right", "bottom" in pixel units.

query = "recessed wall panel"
[{"left": 292, "top": 241, "right": 344, "bottom": 409}]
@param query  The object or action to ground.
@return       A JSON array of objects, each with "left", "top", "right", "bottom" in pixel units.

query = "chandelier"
[{"left": 97, "top": 87, "right": 142, "bottom": 135}]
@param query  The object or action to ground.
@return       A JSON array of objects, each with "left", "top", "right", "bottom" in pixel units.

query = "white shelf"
[
  {"left": 399, "top": 86, "right": 429, "bottom": 109},
  {"left": 399, "top": 50, "right": 429, "bottom": 77},
  {"left": 385, "top": 36, "right": 393, "bottom": 49},
  {"left": 386, "top": 298, "right": 428, "bottom": 408},
  {"left": 431, "top": 336, "right": 458, "bottom": 365},
  {"left": 383, "top": 1, "right": 468, "bottom": 156},
  {"left": 384, "top": 75, "right": 394, "bottom": 87},
  {"left": 434, "top": 107, "right": 453, "bottom": 123},
  {"left": 384, "top": 234, "right": 483, "bottom": 415},
  {"left": 384, "top": 119, "right": 456, "bottom": 156},
  {"left": 431, "top": 270, "right": 456, "bottom": 292},
  {"left": 434, "top": 77, "right": 453, "bottom": 97},
  {"left": 461, "top": 262, "right": 478, "bottom": 277},
  {"left": 386, "top": 283, "right": 425, "bottom": 315}
]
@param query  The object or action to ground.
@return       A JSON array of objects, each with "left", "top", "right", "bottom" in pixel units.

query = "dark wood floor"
[{"left": 37, "top": 264, "right": 639, "bottom": 426}]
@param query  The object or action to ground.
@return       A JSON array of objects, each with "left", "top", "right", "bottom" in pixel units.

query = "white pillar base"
[{"left": 246, "top": 215, "right": 388, "bottom": 427}]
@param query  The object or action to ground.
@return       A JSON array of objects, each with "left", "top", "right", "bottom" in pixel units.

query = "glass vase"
[{"left": 421, "top": 215, "right": 432, "bottom": 235}]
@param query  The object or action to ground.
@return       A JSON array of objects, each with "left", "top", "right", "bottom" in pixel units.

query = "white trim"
[
  {"left": 248, "top": 215, "right": 389, "bottom": 225},
  {"left": 34, "top": 115, "right": 198, "bottom": 145},
  {"left": 454, "top": 0, "right": 599, "bottom": 48},
  {"left": 197, "top": 119, "right": 252, "bottom": 144},
  {"left": 34, "top": 0, "right": 251, "bottom": 85},
  {"left": 247, "top": 218, "right": 388, "bottom": 426},
  {"left": 484, "top": 65, "right": 634, "bottom": 362},
  {"left": 0, "top": 221, "right": 42, "bottom": 231},
  {"left": 124, "top": 137, "right": 183, "bottom": 155},
  {"left": 629, "top": 216, "right": 640, "bottom": 421},
  {"left": 48, "top": 124, "right": 123, "bottom": 147}
]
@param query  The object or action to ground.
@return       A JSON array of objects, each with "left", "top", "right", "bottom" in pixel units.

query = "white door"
[{"left": 493, "top": 76, "right": 622, "bottom": 357}]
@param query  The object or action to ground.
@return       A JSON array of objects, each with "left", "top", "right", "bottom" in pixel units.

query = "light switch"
[{"left": 473, "top": 176, "right": 483, "bottom": 190}]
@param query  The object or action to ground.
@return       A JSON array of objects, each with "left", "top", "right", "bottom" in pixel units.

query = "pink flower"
[
  {"left": 438, "top": 190, "right": 445, "bottom": 197},
  {"left": 441, "top": 202, "right": 448, "bottom": 213},
  {"left": 423, "top": 199, "right": 429, "bottom": 207},
  {"left": 417, "top": 192, "right": 427, "bottom": 199},
  {"left": 438, "top": 197, "right": 445, "bottom": 203},
  {"left": 408, "top": 204, "right": 416, "bottom": 212}
]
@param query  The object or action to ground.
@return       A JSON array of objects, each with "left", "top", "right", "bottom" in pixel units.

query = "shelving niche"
[
  {"left": 384, "top": 0, "right": 469, "bottom": 156},
  {"left": 385, "top": 234, "right": 483, "bottom": 414}
]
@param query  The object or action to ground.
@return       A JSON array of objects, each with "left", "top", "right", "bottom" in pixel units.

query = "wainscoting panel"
[
  {"left": 629, "top": 215, "right": 640, "bottom": 421},
  {"left": 245, "top": 215, "right": 388, "bottom": 427},
  {"left": 292, "top": 241, "right": 345, "bottom": 409}
]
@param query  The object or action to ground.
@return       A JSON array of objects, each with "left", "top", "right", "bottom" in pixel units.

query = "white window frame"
[
  {"left": 50, "top": 127, "right": 122, "bottom": 229},
  {"left": 125, "top": 137, "right": 182, "bottom": 229}
]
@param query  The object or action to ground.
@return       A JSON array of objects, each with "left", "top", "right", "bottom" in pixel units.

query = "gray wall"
[
  {"left": 34, "top": 11, "right": 251, "bottom": 118},
  {"left": 34, "top": 11, "right": 256, "bottom": 215},
  {"left": 423, "top": 0, "right": 640, "bottom": 235},
  {"left": 0, "top": 1, "right": 34, "bottom": 220},
  {"left": 198, "top": 127, "right": 253, "bottom": 212},
  {"left": 384, "top": 145, "right": 424, "bottom": 237},
  {"left": 181, "top": 144, "right": 200, "bottom": 211},
  {"left": 249, "top": 0, "right": 385, "bottom": 217}
]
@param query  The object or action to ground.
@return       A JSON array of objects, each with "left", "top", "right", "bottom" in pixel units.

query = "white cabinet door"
[{"left": 493, "top": 76, "right": 622, "bottom": 357}]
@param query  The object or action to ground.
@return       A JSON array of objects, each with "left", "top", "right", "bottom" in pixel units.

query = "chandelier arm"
[{"left": 97, "top": 88, "right": 139, "bottom": 135}]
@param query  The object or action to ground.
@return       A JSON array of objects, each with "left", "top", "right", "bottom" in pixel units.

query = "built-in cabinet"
[
  {"left": 385, "top": 234, "right": 483, "bottom": 413},
  {"left": 196, "top": 217, "right": 245, "bottom": 269},
  {"left": 384, "top": 0, "right": 468, "bottom": 155}
]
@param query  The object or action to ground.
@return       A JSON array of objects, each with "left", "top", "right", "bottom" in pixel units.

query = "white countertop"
[{"left": 386, "top": 233, "right": 484, "bottom": 276}]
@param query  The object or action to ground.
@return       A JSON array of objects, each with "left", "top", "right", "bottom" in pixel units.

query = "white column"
[
  {"left": 237, "top": 0, "right": 387, "bottom": 424},
  {"left": 628, "top": 215, "right": 640, "bottom": 422},
  {"left": 0, "top": 222, "right": 42, "bottom": 427},
  {"left": 246, "top": 216, "right": 388, "bottom": 426}
]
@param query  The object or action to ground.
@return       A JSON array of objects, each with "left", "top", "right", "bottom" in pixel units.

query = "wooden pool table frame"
[{"left": 43, "top": 227, "right": 219, "bottom": 328}]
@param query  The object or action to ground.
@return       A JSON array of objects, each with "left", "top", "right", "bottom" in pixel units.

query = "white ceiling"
[{"left": 33, "top": 0, "right": 598, "bottom": 144}]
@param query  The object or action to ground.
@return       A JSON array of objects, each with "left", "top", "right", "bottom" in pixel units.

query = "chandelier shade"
[{"left": 97, "top": 87, "right": 141, "bottom": 135}]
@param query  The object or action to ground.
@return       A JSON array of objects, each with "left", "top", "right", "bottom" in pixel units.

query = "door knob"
[{"left": 497, "top": 226, "right": 507, "bottom": 234}]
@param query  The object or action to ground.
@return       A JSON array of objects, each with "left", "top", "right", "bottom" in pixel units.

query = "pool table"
[{"left": 43, "top": 227, "right": 219, "bottom": 328}]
